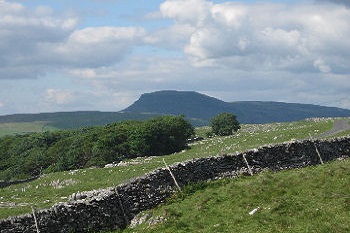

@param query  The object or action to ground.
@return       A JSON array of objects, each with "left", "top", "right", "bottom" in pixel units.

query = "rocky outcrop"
[{"left": 1, "top": 137, "right": 349, "bottom": 233}]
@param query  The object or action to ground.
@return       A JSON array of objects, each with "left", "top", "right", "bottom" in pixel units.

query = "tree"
[
  {"left": 143, "top": 115, "right": 195, "bottom": 156},
  {"left": 210, "top": 113, "right": 240, "bottom": 136},
  {"left": 94, "top": 121, "right": 135, "bottom": 162}
]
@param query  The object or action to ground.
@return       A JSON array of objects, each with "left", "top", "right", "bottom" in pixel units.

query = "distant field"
[
  {"left": 0, "top": 119, "right": 339, "bottom": 220},
  {"left": 0, "top": 121, "right": 58, "bottom": 137},
  {"left": 0, "top": 113, "right": 208, "bottom": 137}
]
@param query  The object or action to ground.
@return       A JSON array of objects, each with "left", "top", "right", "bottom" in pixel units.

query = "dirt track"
[{"left": 314, "top": 119, "right": 350, "bottom": 139}]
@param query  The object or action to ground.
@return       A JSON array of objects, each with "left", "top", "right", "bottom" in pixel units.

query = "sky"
[{"left": 0, "top": 0, "right": 350, "bottom": 115}]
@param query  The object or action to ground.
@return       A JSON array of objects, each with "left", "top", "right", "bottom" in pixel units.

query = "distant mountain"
[
  {"left": 1, "top": 90, "right": 350, "bottom": 134},
  {"left": 123, "top": 90, "right": 350, "bottom": 124}
]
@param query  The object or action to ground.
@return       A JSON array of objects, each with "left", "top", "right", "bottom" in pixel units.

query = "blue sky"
[{"left": 0, "top": 0, "right": 349, "bottom": 115}]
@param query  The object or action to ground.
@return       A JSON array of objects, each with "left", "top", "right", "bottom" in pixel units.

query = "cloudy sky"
[{"left": 0, "top": 0, "right": 349, "bottom": 115}]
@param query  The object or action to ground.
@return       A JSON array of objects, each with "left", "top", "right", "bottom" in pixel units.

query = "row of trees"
[
  {"left": 0, "top": 113, "right": 240, "bottom": 181},
  {"left": 0, "top": 115, "right": 194, "bottom": 181}
]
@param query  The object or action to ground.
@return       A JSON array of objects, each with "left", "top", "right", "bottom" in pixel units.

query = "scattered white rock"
[
  {"left": 148, "top": 216, "right": 166, "bottom": 226},
  {"left": 249, "top": 207, "right": 260, "bottom": 215},
  {"left": 130, "top": 213, "right": 152, "bottom": 228}
]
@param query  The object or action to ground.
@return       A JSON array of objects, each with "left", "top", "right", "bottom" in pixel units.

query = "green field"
[
  {"left": 0, "top": 121, "right": 58, "bottom": 137},
  {"left": 0, "top": 119, "right": 341, "bottom": 220}
]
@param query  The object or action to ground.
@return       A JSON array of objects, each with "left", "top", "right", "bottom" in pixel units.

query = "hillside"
[
  {"left": 1, "top": 90, "right": 350, "bottom": 135},
  {"left": 123, "top": 90, "right": 350, "bottom": 123},
  {"left": 119, "top": 158, "right": 350, "bottom": 233}
]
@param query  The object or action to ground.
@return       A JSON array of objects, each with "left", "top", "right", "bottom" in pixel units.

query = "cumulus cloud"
[
  {"left": 144, "top": 24, "right": 194, "bottom": 50},
  {"left": 4, "top": 0, "right": 350, "bottom": 80},
  {"left": 54, "top": 27, "right": 146, "bottom": 67},
  {"left": 0, "top": 1, "right": 146, "bottom": 79},
  {"left": 160, "top": 0, "right": 213, "bottom": 26},
  {"left": 159, "top": 0, "right": 350, "bottom": 74},
  {"left": 0, "top": 1, "right": 77, "bottom": 79}
]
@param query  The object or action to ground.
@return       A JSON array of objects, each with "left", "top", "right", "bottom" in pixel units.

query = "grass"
[
  {"left": 0, "top": 121, "right": 58, "bottom": 137},
  {"left": 0, "top": 118, "right": 345, "bottom": 221},
  {"left": 114, "top": 158, "right": 350, "bottom": 233}
]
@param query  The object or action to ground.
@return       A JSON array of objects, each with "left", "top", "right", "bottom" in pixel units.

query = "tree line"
[
  {"left": 0, "top": 113, "right": 240, "bottom": 181},
  {"left": 0, "top": 115, "right": 195, "bottom": 181}
]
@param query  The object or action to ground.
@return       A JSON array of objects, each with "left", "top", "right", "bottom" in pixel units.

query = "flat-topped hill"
[{"left": 123, "top": 90, "right": 350, "bottom": 123}]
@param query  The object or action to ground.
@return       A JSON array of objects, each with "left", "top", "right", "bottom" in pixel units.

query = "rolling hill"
[
  {"left": 123, "top": 90, "right": 350, "bottom": 124},
  {"left": 0, "top": 111, "right": 176, "bottom": 136},
  {"left": 1, "top": 90, "right": 350, "bottom": 135}
]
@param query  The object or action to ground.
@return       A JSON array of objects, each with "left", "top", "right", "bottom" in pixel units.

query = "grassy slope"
[
  {"left": 117, "top": 158, "right": 350, "bottom": 233},
  {"left": 109, "top": 118, "right": 350, "bottom": 233},
  {"left": 0, "top": 119, "right": 337, "bottom": 220}
]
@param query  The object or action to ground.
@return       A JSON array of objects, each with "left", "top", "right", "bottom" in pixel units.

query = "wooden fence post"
[
  {"left": 163, "top": 158, "right": 181, "bottom": 191},
  {"left": 31, "top": 206, "right": 40, "bottom": 233},
  {"left": 242, "top": 154, "right": 253, "bottom": 176},
  {"left": 309, "top": 133, "right": 324, "bottom": 164}
]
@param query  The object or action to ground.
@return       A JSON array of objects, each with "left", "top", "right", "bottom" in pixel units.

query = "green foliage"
[
  {"left": 210, "top": 112, "right": 240, "bottom": 136},
  {"left": 0, "top": 115, "right": 194, "bottom": 181},
  {"left": 145, "top": 115, "right": 194, "bottom": 156}
]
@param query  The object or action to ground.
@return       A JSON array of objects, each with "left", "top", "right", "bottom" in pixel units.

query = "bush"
[
  {"left": 210, "top": 113, "right": 240, "bottom": 136},
  {"left": 144, "top": 115, "right": 195, "bottom": 156}
]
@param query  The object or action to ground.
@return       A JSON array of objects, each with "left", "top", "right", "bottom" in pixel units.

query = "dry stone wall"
[
  {"left": 0, "top": 176, "right": 40, "bottom": 189},
  {"left": 1, "top": 137, "right": 349, "bottom": 233}
]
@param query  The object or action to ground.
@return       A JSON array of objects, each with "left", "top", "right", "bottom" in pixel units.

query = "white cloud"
[
  {"left": 313, "top": 58, "right": 331, "bottom": 73},
  {"left": 45, "top": 89, "right": 75, "bottom": 105},
  {"left": 41, "top": 87, "right": 108, "bottom": 112},
  {"left": 0, "top": 1, "right": 78, "bottom": 79},
  {"left": 158, "top": 0, "right": 350, "bottom": 74},
  {"left": 54, "top": 26, "right": 146, "bottom": 67},
  {"left": 144, "top": 24, "right": 194, "bottom": 50},
  {"left": 0, "top": 1, "right": 146, "bottom": 79},
  {"left": 0, "top": 1, "right": 24, "bottom": 13},
  {"left": 211, "top": 3, "right": 246, "bottom": 29},
  {"left": 160, "top": 0, "right": 213, "bottom": 26}
]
